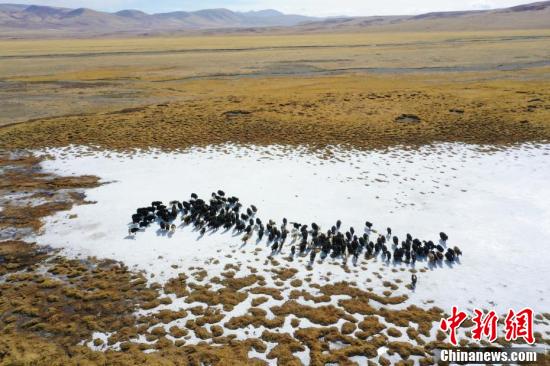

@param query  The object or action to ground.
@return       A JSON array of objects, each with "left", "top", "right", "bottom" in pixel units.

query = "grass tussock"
[
  {"left": 270, "top": 300, "right": 353, "bottom": 326},
  {"left": 225, "top": 308, "right": 285, "bottom": 330}
]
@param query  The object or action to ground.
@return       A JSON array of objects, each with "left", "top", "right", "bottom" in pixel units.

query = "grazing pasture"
[
  {"left": 1, "top": 26, "right": 549, "bottom": 365},
  {"left": 1, "top": 29, "right": 549, "bottom": 127}
]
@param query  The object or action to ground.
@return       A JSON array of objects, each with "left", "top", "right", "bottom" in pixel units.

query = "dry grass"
[
  {"left": 249, "top": 286, "right": 284, "bottom": 300},
  {"left": 2, "top": 30, "right": 548, "bottom": 111},
  {"left": 163, "top": 273, "right": 189, "bottom": 297},
  {"left": 0, "top": 46, "right": 549, "bottom": 361},
  {"left": 357, "top": 317, "right": 387, "bottom": 339},
  {"left": 378, "top": 305, "right": 444, "bottom": 337},
  {"left": 1, "top": 71, "right": 549, "bottom": 151},
  {"left": 225, "top": 308, "right": 285, "bottom": 330},
  {"left": 270, "top": 300, "right": 354, "bottom": 326},
  {"left": 262, "top": 331, "right": 305, "bottom": 365},
  {"left": 387, "top": 341, "right": 426, "bottom": 359},
  {"left": 185, "top": 285, "right": 248, "bottom": 312},
  {"left": 272, "top": 267, "right": 298, "bottom": 281},
  {"left": 1, "top": 30, "right": 549, "bottom": 147},
  {"left": 0, "top": 153, "right": 100, "bottom": 233},
  {"left": 294, "top": 326, "right": 384, "bottom": 365},
  {"left": 251, "top": 296, "right": 269, "bottom": 307},
  {"left": 0, "top": 251, "right": 154, "bottom": 348},
  {"left": 289, "top": 289, "right": 331, "bottom": 303},
  {"left": 341, "top": 322, "right": 357, "bottom": 335},
  {"left": 320, "top": 281, "right": 408, "bottom": 305}
]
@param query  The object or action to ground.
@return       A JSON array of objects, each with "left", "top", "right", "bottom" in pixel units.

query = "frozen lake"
[{"left": 36, "top": 143, "right": 550, "bottom": 314}]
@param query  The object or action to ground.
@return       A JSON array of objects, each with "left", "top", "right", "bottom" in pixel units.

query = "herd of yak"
[{"left": 128, "top": 190, "right": 462, "bottom": 267}]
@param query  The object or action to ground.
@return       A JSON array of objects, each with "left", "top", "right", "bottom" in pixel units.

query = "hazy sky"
[{"left": 11, "top": 0, "right": 533, "bottom": 16}]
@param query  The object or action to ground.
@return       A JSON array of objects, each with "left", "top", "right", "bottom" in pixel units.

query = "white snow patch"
[{"left": 33, "top": 143, "right": 550, "bottom": 315}]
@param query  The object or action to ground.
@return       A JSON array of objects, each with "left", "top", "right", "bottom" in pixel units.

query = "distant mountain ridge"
[
  {"left": 0, "top": 1, "right": 549, "bottom": 38},
  {"left": 292, "top": 0, "right": 550, "bottom": 32},
  {"left": 0, "top": 4, "right": 316, "bottom": 37}
]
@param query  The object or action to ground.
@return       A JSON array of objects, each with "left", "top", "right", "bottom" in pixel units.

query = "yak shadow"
[
  {"left": 124, "top": 235, "right": 136, "bottom": 240},
  {"left": 156, "top": 228, "right": 168, "bottom": 237},
  {"left": 444, "top": 258, "right": 461, "bottom": 268},
  {"left": 208, "top": 226, "right": 220, "bottom": 234},
  {"left": 427, "top": 259, "right": 444, "bottom": 270}
]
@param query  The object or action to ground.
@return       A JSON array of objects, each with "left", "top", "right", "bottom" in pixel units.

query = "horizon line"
[{"left": 1, "top": 1, "right": 527, "bottom": 18}]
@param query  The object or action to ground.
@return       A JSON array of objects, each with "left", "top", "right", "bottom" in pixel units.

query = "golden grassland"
[
  {"left": 1, "top": 30, "right": 550, "bottom": 365},
  {"left": 1, "top": 71, "right": 549, "bottom": 151},
  {"left": 1, "top": 29, "right": 549, "bottom": 127},
  {"left": 2, "top": 30, "right": 549, "bottom": 57}
]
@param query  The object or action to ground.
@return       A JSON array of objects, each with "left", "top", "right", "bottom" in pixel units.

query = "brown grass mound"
[
  {"left": 147, "top": 309, "right": 189, "bottom": 325},
  {"left": 320, "top": 281, "right": 408, "bottom": 305},
  {"left": 289, "top": 289, "right": 331, "bottom": 303},
  {"left": 290, "top": 279, "right": 303, "bottom": 287},
  {"left": 387, "top": 341, "right": 426, "bottom": 359},
  {"left": 249, "top": 287, "right": 284, "bottom": 300},
  {"left": 341, "top": 322, "right": 357, "bottom": 335},
  {"left": 225, "top": 308, "right": 285, "bottom": 330},
  {"left": 218, "top": 274, "right": 265, "bottom": 291},
  {"left": 357, "top": 316, "right": 386, "bottom": 339},
  {"left": 251, "top": 296, "right": 269, "bottom": 307},
  {"left": 185, "top": 285, "right": 248, "bottom": 311},
  {"left": 338, "top": 298, "right": 378, "bottom": 316},
  {"left": 378, "top": 305, "right": 443, "bottom": 336},
  {"left": 294, "top": 326, "right": 384, "bottom": 365},
  {"left": 262, "top": 331, "right": 305, "bottom": 366},
  {"left": 270, "top": 300, "right": 353, "bottom": 326},
  {"left": 163, "top": 273, "right": 189, "bottom": 297},
  {"left": 387, "top": 327, "right": 403, "bottom": 338},
  {"left": 272, "top": 267, "right": 298, "bottom": 281}
]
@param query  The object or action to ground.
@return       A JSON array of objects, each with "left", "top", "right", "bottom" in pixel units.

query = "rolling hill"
[
  {"left": 0, "top": 4, "right": 316, "bottom": 38},
  {"left": 0, "top": 1, "right": 549, "bottom": 38},
  {"left": 293, "top": 1, "right": 550, "bottom": 32}
]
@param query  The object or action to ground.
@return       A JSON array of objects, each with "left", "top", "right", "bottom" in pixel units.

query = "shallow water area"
[{"left": 35, "top": 143, "right": 550, "bottom": 314}]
